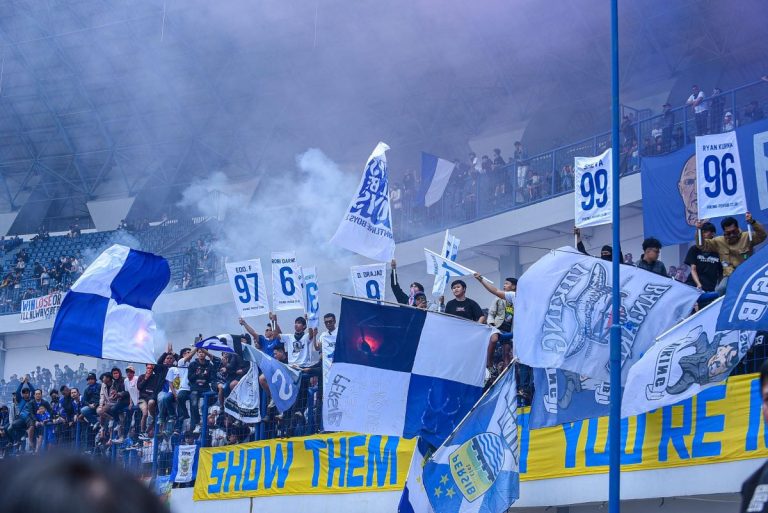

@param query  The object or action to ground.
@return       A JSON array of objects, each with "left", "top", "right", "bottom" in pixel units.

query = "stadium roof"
[{"left": 1, "top": 0, "right": 766, "bottom": 233}]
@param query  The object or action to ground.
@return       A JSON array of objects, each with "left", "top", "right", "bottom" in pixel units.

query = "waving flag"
[
  {"left": 324, "top": 297, "right": 491, "bottom": 447},
  {"left": 514, "top": 247, "right": 699, "bottom": 382},
  {"left": 49, "top": 244, "right": 169, "bottom": 363},
  {"left": 330, "top": 142, "right": 395, "bottom": 262},
  {"left": 432, "top": 231, "right": 461, "bottom": 298},
  {"left": 622, "top": 299, "right": 756, "bottom": 417},
  {"left": 420, "top": 153, "right": 457, "bottom": 207},
  {"left": 195, "top": 334, "right": 236, "bottom": 353},
  {"left": 242, "top": 344, "right": 301, "bottom": 413},
  {"left": 400, "top": 367, "right": 520, "bottom": 513},
  {"left": 716, "top": 247, "right": 768, "bottom": 332},
  {"left": 424, "top": 249, "right": 478, "bottom": 279}
]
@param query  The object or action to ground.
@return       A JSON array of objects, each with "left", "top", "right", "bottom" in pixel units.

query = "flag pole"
[{"left": 609, "top": 0, "right": 622, "bottom": 512}]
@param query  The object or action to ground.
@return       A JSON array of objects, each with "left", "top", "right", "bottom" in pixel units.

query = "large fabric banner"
[
  {"left": 519, "top": 373, "right": 768, "bottom": 480},
  {"left": 641, "top": 119, "right": 768, "bottom": 245},
  {"left": 225, "top": 259, "right": 269, "bottom": 318},
  {"left": 696, "top": 131, "right": 747, "bottom": 219},
  {"left": 350, "top": 263, "right": 386, "bottom": 300},
  {"left": 170, "top": 444, "right": 199, "bottom": 484},
  {"left": 20, "top": 291, "right": 63, "bottom": 323},
  {"left": 574, "top": 148, "right": 612, "bottom": 228},
  {"left": 330, "top": 142, "right": 395, "bottom": 262},
  {"left": 514, "top": 247, "right": 699, "bottom": 382},
  {"left": 623, "top": 298, "right": 755, "bottom": 418},
  {"left": 271, "top": 251, "right": 304, "bottom": 311},
  {"left": 431, "top": 230, "right": 460, "bottom": 298},
  {"left": 193, "top": 432, "right": 415, "bottom": 500},
  {"left": 717, "top": 246, "right": 768, "bottom": 332}
]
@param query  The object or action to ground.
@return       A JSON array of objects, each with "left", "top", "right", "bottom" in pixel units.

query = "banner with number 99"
[
  {"left": 225, "top": 259, "right": 270, "bottom": 318},
  {"left": 574, "top": 148, "right": 613, "bottom": 228},
  {"left": 271, "top": 251, "right": 305, "bottom": 311},
  {"left": 696, "top": 131, "right": 747, "bottom": 219}
]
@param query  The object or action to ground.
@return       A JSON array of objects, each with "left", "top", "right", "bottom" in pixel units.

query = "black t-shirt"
[
  {"left": 684, "top": 245, "right": 722, "bottom": 292},
  {"left": 741, "top": 460, "right": 768, "bottom": 512},
  {"left": 445, "top": 297, "right": 484, "bottom": 322}
]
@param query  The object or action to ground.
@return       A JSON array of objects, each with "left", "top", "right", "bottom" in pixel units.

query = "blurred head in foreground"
[{"left": 0, "top": 452, "right": 168, "bottom": 513}]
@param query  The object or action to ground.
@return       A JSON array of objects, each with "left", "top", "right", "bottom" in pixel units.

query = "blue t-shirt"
[{"left": 259, "top": 335, "right": 279, "bottom": 355}]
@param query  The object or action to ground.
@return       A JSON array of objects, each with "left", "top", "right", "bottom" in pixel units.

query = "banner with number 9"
[
  {"left": 696, "top": 131, "right": 747, "bottom": 219},
  {"left": 350, "top": 263, "right": 386, "bottom": 301},
  {"left": 225, "top": 259, "right": 270, "bottom": 318},
  {"left": 574, "top": 148, "right": 613, "bottom": 228},
  {"left": 271, "top": 251, "right": 305, "bottom": 311}
]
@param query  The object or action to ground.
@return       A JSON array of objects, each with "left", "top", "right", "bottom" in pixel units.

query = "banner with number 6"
[
  {"left": 271, "top": 251, "right": 304, "bottom": 311},
  {"left": 574, "top": 148, "right": 612, "bottom": 228},
  {"left": 350, "top": 263, "right": 386, "bottom": 300},
  {"left": 225, "top": 259, "right": 269, "bottom": 318},
  {"left": 696, "top": 131, "right": 747, "bottom": 219}
]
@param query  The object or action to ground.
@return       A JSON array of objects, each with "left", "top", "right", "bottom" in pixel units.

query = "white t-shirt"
[
  {"left": 166, "top": 362, "right": 190, "bottom": 392},
  {"left": 687, "top": 91, "right": 708, "bottom": 113},
  {"left": 280, "top": 332, "right": 320, "bottom": 367},
  {"left": 124, "top": 376, "right": 139, "bottom": 406},
  {"left": 319, "top": 330, "right": 337, "bottom": 385},
  {"left": 504, "top": 291, "right": 517, "bottom": 304}
]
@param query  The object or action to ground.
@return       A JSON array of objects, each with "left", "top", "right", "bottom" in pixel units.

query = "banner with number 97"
[
  {"left": 574, "top": 148, "right": 613, "bottom": 228},
  {"left": 225, "top": 259, "right": 270, "bottom": 318},
  {"left": 271, "top": 251, "right": 305, "bottom": 311},
  {"left": 696, "top": 131, "right": 747, "bottom": 219}
]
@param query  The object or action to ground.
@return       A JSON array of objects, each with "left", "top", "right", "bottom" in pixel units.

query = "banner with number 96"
[
  {"left": 574, "top": 148, "right": 613, "bottom": 228},
  {"left": 225, "top": 259, "right": 270, "bottom": 318},
  {"left": 696, "top": 131, "right": 747, "bottom": 219},
  {"left": 350, "top": 263, "right": 386, "bottom": 301},
  {"left": 271, "top": 251, "right": 305, "bottom": 311}
]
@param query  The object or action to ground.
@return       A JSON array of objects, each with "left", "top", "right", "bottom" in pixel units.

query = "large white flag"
[
  {"left": 622, "top": 298, "right": 756, "bottom": 418},
  {"left": 350, "top": 263, "right": 386, "bottom": 300},
  {"left": 431, "top": 231, "right": 461, "bottom": 298},
  {"left": 514, "top": 247, "right": 700, "bottom": 382},
  {"left": 271, "top": 251, "right": 304, "bottom": 311},
  {"left": 696, "top": 131, "right": 747, "bottom": 219},
  {"left": 330, "top": 142, "right": 395, "bottom": 262},
  {"left": 574, "top": 148, "right": 612, "bottom": 228}
]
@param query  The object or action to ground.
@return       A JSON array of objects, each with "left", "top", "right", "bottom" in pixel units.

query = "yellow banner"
[
  {"left": 194, "top": 432, "right": 415, "bottom": 500},
  {"left": 521, "top": 372, "right": 768, "bottom": 480}
]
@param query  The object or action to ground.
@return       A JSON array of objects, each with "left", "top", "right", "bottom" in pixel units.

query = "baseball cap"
[{"left": 125, "top": 365, "right": 135, "bottom": 372}]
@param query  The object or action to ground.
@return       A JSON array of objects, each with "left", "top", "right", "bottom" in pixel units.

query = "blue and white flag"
[
  {"left": 717, "top": 247, "right": 768, "bottom": 331},
  {"left": 223, "top": 363, "right": 262, "bottom": 423},
  {"left": 432, "top": 231, "right": 460, "bottom": 298},
  {"left": 330, "top": 142, "right": 395, "bottom": 262},
  {"left": 49, "top": 244, "right": 170, "bottom": 363},
  {"left": 514, "top": 247, "right": 699, "bottom": 383},
  {"left": 195, "top": 334, "right": 235, "bottom": 353},
  {"left": 323, "top": 298, "right": 491, "bottom": 447},
  {"left": 400, "top": 367, "right": 520, "bottom": 513},
  {"left": 420, "top": 153, "right": 457, "bottom": 207},
  {"left": 529, "top": 368, "right": 609, "bottom": 429},
  {"left": 424, "top": 249, "right": 476, "bottom": 279},
  {"left": 242, "top": 344, "right": 301, "bottom": 414},
  {"left": 170, "top": 444, "right": 198, "bottom": 484},
  {"left": 623, "top": 298, "right": 756, "bottom": 417}
]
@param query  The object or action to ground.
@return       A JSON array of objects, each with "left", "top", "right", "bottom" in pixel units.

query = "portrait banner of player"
[
  {"left": 695, "top": 131, "right": 747, "bottom": 220},
  {"left": 622, "top": 298, "right": 756, "bottom": 418}
]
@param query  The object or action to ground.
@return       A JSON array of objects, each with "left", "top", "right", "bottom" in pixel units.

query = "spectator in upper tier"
[
  {"left": 389, "top": 259, "right": 425, "bottom": 306},
  {"left": 687, "top": 84, "right": 709, "bottom": 136},
  {"left": 710, "top": 87, "right": 724, "bottom": 133},
  {"left": 723, "top": 111, "right": 736, "bottom": 132},
  {"left": 744, "top": 101, "right": 765, "bottom": 124},
  {"left": 444, "top": 280, "right": 485, "bottom": 323},
  {"left": 662, "top": 102, "right": 674, "bottom": 152},
  {"left": 636, "top": 237, "right": 667, "bottom": 276},
  {"left": 696, "top": 213, "right": 767, "bottom": 291}
]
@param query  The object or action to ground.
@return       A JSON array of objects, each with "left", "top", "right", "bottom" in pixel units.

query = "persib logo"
[{"left": 731, "top": 262, "right": 768, "bottom": 323}]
